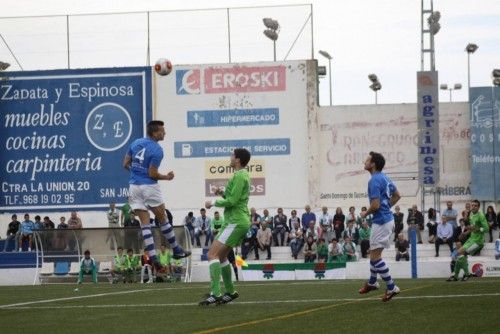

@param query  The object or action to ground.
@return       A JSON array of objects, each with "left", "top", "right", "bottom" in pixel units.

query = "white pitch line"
[
  {"left": 1, "top": 278, "right": 500, "bottom": 309},
  {"left": 2, "top": 292, "right": 500, "bottom": 310},
  {"left": 0, "top": 288, "right": 168, "bottom": 309}
]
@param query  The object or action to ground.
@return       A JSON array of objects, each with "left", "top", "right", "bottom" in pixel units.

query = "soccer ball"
[{"left": 154, "top": 58, "right": 173, "bottom": 76}]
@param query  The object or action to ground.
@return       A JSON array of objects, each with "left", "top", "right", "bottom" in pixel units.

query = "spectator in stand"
[
  {"left": 210, "top": 211, "right": 224, "bottom": 243},
  {"left": 407, "top": 205, "right": 424, "bottom": 244},
  {"left": 158, "top": 244, "right": 172, "bottom": 279},
  {"left": 393, "top": 205, "right": 404, "bottom": 242},
  {"left": 262, "top": 209, "right": 273, "bottom": 230},
  {"left": 124, "top": 248, "right": 141, "bottom": 283},
  {"left": 358, "top": 221, "right": 371, "bottom": 258},
  {"left": 301, "top": 205, "right": 316, "bottom": 232},
  {"left": 318, "top": 223, "right": 334, "bottom": 243},
  {"left": 288, "top": 209, "right": 300, "bottom": 231},
  {"left": 342, "top": 221, "right": 359, "bottom": 245},
  {"left": 54, "top": 216, "right": 68, "bottom": 250},
  {"left": 67, "top": 211, "right": 83, "bottom": 229},
  {"left": 497, "top": 210, "right": 500, "bottom": 239},
  {"left": 346, "top": 206, "right": 358, "bottom": 226},
  {"left": 303, "top": 235, "right": 317, "bottom": 263},
  {"left": 333, "top": 207, "right": 346, "bottom": 240},
  {"left": 289, "top": 220, "right": 304, "bottom": 259},
  {"left": 328, "top": 238, "right": 343, "bottom": 262},
  {"left": 426, "top": 208, "right": 439, "bottom": 244},
  {"left": 272, "top": 208, "right": 288, "bottom": 246},
  {"left": 194, "top": 208, "right": 211, "bottom": 247},
  {"left": 256, "top": 221, "right": 272, "bottom": 260},
  {"left": 4, "top": 214, "right": 20, "bottom": 252},
  {"left": 78, "top": 250, "right": 97, "bottom": 284},
  {"left": 342, "top": 235, "right": 357, "bottom": 261},
  {"left": 395, "top": 234, "right": 410, "bottom": 261},
  {"left": 120, "top": 199, "right": 132, "bottom": 227},
  {"left": 435, "top": 217, "right": 454, "bottom": 257},
  {"left": 140, "top": 249, "right": 154, "bottom": 284},
  {"left": 57, "top": 216, "right": 68, "bottom": 229},
  {"left": 107, "top": 202, "right": 120, "bottom": 227},
  {"left": 18, "top": 214, "right": 34, "bottom": 252},
  {"left": 33, "top": 215, "right": 44, "bottom": 231},
  {"left": 67, "top": 211, "right": 83, "bottom": 251},
  {"left": 111, "top": 246, "right": 127, "bottom": 283},
  {"left": 241, "top": 228, "right": 257, "bottom": 260},
  {"left": 184, "top": 212, "right": 195, "bottom": 246},
  {"left": 485, "top": 206, "right": 497, "bottom": 243},
  {"left": 359, "top": 206, "right": 372, "bottom": 226},
  {"left": 442, "top": 201, "right": 458, "bottom": 229},
  {"left": 317, "top": 238, "right": 328, "bottom": 262},
  {"left": 318, "top": 206, "right": 333, "bottom": 232},
  {"left": 124, "top": 212, "right": 140, "bottom": 227},
  {"left": 250, "top": 207, "right": 262, "bottom": 231},
  {"left": 43, "top": 216, "right": 55, "bottom": 229},
  {"left": 455, "top": 213, "right": 470, "bottom": 243},
  {"left": 305, "top": 220, "right": 319, "bottom": 241},
  {"left": 462, "top": 202, "right": 472, "bottom": 225}
]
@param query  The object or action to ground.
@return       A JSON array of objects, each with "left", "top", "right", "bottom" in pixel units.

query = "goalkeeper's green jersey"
[
  {"left": 469, "top": 211, "right": 489, "bottom": 245},
  {"left": 215, "top": 169, "right": 250, "bottom": 227}
]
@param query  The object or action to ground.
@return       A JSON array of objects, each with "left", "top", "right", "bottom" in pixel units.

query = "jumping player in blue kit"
[
  {"left": 123, "top": 120, "right": 190, "bottom": 270},
  {"left": 358, "top": 151, "right": 401, "bottom": 302}
]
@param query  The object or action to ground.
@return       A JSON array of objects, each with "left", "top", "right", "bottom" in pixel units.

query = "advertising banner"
[
  {"left": 469, "top": 87, "right": 500, "bottom": 200},
  {"left": 155, "top": 60, "right": 311, "bottom": 211},
  {"left": 417, "top": 71, "right": 440, "bottom": 187},
  {"left": 0, "top": 67, "right": 151, "bottom": 211}
]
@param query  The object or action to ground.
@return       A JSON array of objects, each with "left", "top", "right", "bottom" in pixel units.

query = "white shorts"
[
  {"left": 129, "top": 184, "right": 163, "bottom": 211},
  {"left": 370, "top": 220, "right": 394, "bottom": 250}
]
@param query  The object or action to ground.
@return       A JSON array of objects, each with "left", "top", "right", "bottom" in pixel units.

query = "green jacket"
[
  {"left": 125, "top": 255, "right": 141, "bottom": 269},
  {"left": 214, "top": 169, "right": 250, "bottom": 227},
  {"left": 212, "top": 217, "right": 225, "bottom": 230},
  {"left": 113, "top": 254, "right": 127, "bottom": 270},
  {"left": 469, "top": 211, "right": 489, "bottom": 245},
  {"left": 359, "top": 227, "right": 371, "bottom": 240},
  {"left": 159, "top": 251, "right": 172, "bottom": 266},
  {"left": 317, "top": 243, "right": 328, "bottom": 257}
]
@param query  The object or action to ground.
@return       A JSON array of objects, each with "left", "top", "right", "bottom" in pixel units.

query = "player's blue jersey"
[
  {"left": 368, "top": 172, "right": 397, "bottom": 225},
  {"left": 128, "top": 137, "right": 163, "bottom": 185}
]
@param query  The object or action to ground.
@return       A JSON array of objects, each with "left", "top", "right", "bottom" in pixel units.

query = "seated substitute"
[
  {"left": 124, "top": 248, "right": 141, "bottom": 283},
  {"left": 140, "top": 248, "right": 154, "bottom": 284},
  {"left": 78, "top": 250, "right": 97, "bottom": 284},
  {"left": 110, "top": 246, "right": 127, "bottom": 283}
]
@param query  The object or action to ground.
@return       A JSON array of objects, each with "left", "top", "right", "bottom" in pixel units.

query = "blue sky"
[{"left": 0, "top": 0, "right": 498, "bottom": 105}]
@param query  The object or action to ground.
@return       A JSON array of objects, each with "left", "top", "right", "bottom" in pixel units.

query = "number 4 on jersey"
[{"left": 135, "top": 148, "right": 146, "bottom": 163}]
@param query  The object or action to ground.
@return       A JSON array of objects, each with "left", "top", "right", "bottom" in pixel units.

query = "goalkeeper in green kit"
[
  {"left": 451, "top": 199, "right": 489, "bottom": 281},
  {"left": 199, "top": 148, "right": 251, "bottom": 306}
]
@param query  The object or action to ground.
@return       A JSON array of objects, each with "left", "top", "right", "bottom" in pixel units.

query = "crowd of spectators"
[
  {"left": 4, "top": 201, "right": 499, "bottom": 265},
  {"left": 182, "top": 201, "right": 499, "bottom": 263}
]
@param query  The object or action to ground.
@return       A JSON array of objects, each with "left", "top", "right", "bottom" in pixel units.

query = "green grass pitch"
[{"left": 0, "top": 278, "right": 499, "bottom": 333}]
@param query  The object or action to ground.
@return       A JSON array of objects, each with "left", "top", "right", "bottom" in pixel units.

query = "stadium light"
[
  {"left": 262, "top": 18, "right": 280, "bottom": 61},
  {"left": 465, "top": 43, "right": 478, "bottom": 97},
  {"left": 319, "top": 50, "right": 333, "bottom": 105},
  {"left": 368, "top": 74, "right": 382, "bottom": 104},
  {"left": 427, "top": 11, "right": 441, "bottom": 35},
  {"left": 0, "top": 61, "right": 10, "bottom": 71},
  {"left": 440, "top": 82, "right": 462, "bottom": 102},
  {"left": 492, "top": 69, "right": 500, "bottom": 87}
]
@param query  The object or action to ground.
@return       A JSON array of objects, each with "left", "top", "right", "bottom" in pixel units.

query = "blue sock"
[
  {"left": 368, "top": 259, "right": 381, "bottom": 285},
  {"left": 160, "top": 221, "right": 181, "bottom": 253},
  {"left": 141, "top": 224, "right": 158, "bottom": 263},
  {"left": 376, "top": 259, "right": 395, "bottom": 290}
]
